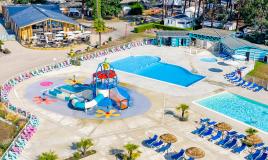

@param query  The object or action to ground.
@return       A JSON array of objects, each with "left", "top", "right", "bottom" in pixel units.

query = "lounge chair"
[
  {"left": 222, "top": 138, "right": 237, "bottom": 149},
  {"left": 200, "top": 118, "right": 210, "bottom": 124},
  {"left": 245, "top": 149, "right": 261, "bottom": 160},
  {"left": 248, "top": 83, "right": 258, "bottom": 90},
  {"left": 230, "top": 77, "right": 242, "bottom": 83},
  {"left": 256, "top": 152, "right": 267, "bottom": 160},
  {"left": 232, "top": 143, "right": 246, "bottom": 154},
  {"left": 217, "top": 136, "right": 231, "bottom": 146},
  {"left": 200, "top": 127, "right": 213, "bottom": 138},
  {"left": 150, "top": 140, "right": 163, "bottom": 148},
  {"left": 236, "top": 80, "right": 246, "bottom": 86},
  {"left": 228, "top": 131, "right": 238, "bottom": 136},
  {"left": 156, "top": 143, "right": 171, "bottom": 153},
  {"left": 188, "top": 157, "right": 195, "bottom": 160},
  {"left": 253, "top": 86, "right": 263, "bottom": 92},
  {"left": 191, "top": 125, "right": 206, "bottom": 135},
  {"left": 254, "top": 143, "right": 264, "bottom": 148},
  {"left": 242, "top": 81, "right": 253, "bottom": 88},
  {"left": 209, "top": 130, "right": 222, "bottom": 142},
  {"left": 227, "top": 76, "right": 239, "bottom": 81},
  {"left": 207, "top": 121, "right": 217, "bottom": 126},
  {"left": 144, "top": 135, "right": 158, "bottom": 145},
  {"left": 235, "top": 134, "right": 245, "bottom": 139},
  {"left": 171, "top": 149, "right": 185, "bottom": 160}
]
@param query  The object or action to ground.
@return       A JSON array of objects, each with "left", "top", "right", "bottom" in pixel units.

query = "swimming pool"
[
  {"left": 111, "top": 56, "right": 205, "bottom": 87},
  {"left": 195, "top": 92, "right": 268, "bottom": 132}
]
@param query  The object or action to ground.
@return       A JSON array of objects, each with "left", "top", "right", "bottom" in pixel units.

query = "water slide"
[
  {"left": 110, "top": 87, "right": 129, "bottom": 110},
  {"left": 71, "top": 89, "right": 109, "bottom": 110},
  {"left": 47, "top": 88, "right": 71, "bottom": 101}
]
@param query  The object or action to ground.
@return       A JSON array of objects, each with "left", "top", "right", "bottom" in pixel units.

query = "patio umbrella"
[
  {"left": 186, "top": 147, "right": 205, "bottom": 159},
  {"left": 215, "top": 122, "right": 232, "bottom": 132},
  {"left": 44, "top": 32, "right": 52, "bottom": 35},
  {"left": 159, "top": 133, "right": 177, "bottom": 143},
  {"left": 244, "top": 135, "right": 263, "bottom": 146},
  {"left": 58, "top": 31, "right": 65, "bottom": 34}
]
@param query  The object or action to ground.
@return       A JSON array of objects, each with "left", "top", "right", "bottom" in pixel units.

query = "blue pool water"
[
  {"left": 196, "top": 92, "right": 268, "bottom": 132},
  {"left": 111, "top": 56, "right": 205, "bottom": 87},
  {"left": 200, "top": 57, "right": 217, "bottom": 62}
]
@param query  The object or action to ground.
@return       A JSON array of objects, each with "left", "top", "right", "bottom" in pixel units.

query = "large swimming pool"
[
  {"left": 195, "top": 92, "right": 268, "bottom": 132},
  {"left": 111, "top": 56, "right": 205, "bottom": 87}
]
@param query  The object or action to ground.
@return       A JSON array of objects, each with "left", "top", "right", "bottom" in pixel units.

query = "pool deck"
[{"left": 8, "top": 45, "right": 268, "bottom": 160}]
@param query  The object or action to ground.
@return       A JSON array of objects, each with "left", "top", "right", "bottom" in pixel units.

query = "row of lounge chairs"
[
  {"left": 143, "top": 135, "right": 194, "bottom": 160},
  {"left": 192, "top": 118, "right": 267, "bottom": 160},
  {"left": 0, "top": 39, "right": 151, "bottom": 160},
  {"left": 224, "top": 69, "right": 264, "bottom": 92}
]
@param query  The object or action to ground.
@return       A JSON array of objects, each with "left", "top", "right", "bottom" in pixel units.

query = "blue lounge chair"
[
  {"left": 207, "top": 121, "right": 217, "bottom": 126},
  {"left": 242, "top": 81, "right": 253, "bottom": 88},
  {"left": 150, "top": 140, "right": 163, "bottom": 148},
  {"left": 246, "top": 149, "right": 261, "bottom": 160},
  {"left": 235, "top": 134, "right": 246, "bottom": 139},
  {"left": 232, "top": 143, "right": 246, "bottom": 153},
  {"left": 256, "top": 153, "right": 267, "bottom": 160},
  {"left": 231, "top": 77, "right": 242, "bottom": 83},
  {"left": 209, "top": 130, "right": 222, "bottom": 142},
  {"left": 228, "top": 76, "right": 239, "bottom": 81},
  {"left": 253, "top": 86, "right": 263, "bottom": 92},
  {"left": 188, "top": 157, "right": 195, "bottom": 160},
  {"left": 200, "top": 127, "right": 213, "bottom": 137},
  {"left": 223, "top": 138, "right": 237, "bottom": 149},
  {"left": 217, "top": 136, "right": 231, "bottom": 146},
  {"left": 191, "top": 125, "right": 206, "bottom": 135},
  {"left": 228, "top": 131, "right": 238, "bottom": 136},
  {"left": 156, "top": 143, "right": 171, "bottom": 153},
  {"left": 200, "top": 118, "right": 210, "bottom": 124},
  {"left": 254, "top": 143, "right": 264, "bottom": 148},
  {"left": 248, "top": 83, "right": 258, "bottom": 90},
  {"left": 144, "top": 135, "right": 158, "bottom": 145},
  {"left": 171, "top": 149, "right": 185, "bottom": 160},
  {"left": 236, "top": 80, "right": 246, "bottom": 86}
]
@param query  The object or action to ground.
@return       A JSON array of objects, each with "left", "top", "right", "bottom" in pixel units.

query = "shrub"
[
  {"left": 134, "top": 23, "right": 193, "bottom": 33},
  {"left": 108, "top": 36, "right": 112, "bottom": 42},
  {"left": 5, "top": 113, "right": 20, "bottom": 124},
  {"left": 72, "top": 152, "right": 81, "bottom": 160},
  {"left": 129, "top": 2, "right": 144, "bottom": 15},
  {"left": 38, "top": 151, "right": 58, "bottom": 160},
  {"left": 134, "top": 23, "right": 155, "bottom": 33},
  {"left": 2, "top": 48, "right": 11, "bottom": 54},
  {"left": 16, "top": 119, "right": 27, "bottom": 129}
]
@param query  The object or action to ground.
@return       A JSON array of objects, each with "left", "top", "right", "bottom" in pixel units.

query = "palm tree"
[
  {"left": 76, "top": 138, "right": 94, "bottom": 156},
  {"left": 123, "top": 143, "right": 141, "bottom": 160},
  {"left": 176, "top": 104, "right": 189, "bottom": 120},
  {"left": 245, "top": 128, "right": 258, "bottom": 136},
  {"left": 197, "top": 0, "right": 202, "bottom": 17},
  {"left": 183, "top": 0, "right": 188, "bottom": 13},
  {"left": 38, "top": 151, "right": 58, "bottom": 160},
  {"left": 93, "top": 18, "right": 106, "bottom": 46},
  {"left": 0, "top": 40, "right": 4, "bottom": 52}
]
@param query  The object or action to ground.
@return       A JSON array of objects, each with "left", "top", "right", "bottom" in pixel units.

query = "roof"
[
  {"left": 190, "top": 28, "right": 233, "bottom": 38},
  {"left": 156, "top": 31, "right": 189, "bottom": 37},
  {"left": 166, "top": 14, "right": 193, "bottom": 21},
  {"left": 9, "top": 5, "right": 78, "bottom": 28},
  {"left": 222, "top": 36, "right": 268, "bottom": 51},
  {"left": 5, "top": 4, "right": 60, "bottom": 16}
]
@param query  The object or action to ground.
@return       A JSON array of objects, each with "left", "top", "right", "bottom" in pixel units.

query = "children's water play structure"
[{"left": 45, "top": 59, "right": 130, "bottom": 112}]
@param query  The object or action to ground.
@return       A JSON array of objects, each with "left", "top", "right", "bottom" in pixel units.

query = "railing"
[{"left": 0, "top": 34, "right": 15, "bottom": 41}]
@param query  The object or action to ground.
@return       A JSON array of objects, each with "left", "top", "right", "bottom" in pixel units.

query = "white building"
[
  {"left": 185, "top": 6, "right": 203, "bottom": 18},
  {"left": 164, "top": 14, "right": 193, "bottom": 29}
]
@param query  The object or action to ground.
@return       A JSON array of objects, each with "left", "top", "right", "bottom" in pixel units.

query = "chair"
[
  {"left": 248, "top": 83, "right": 258, "bottom": 90},
  {"left": 256, "top": 153, "right": 267, "bottom": 160},
  {"left": 232, "top": 143, "right": 246, "bottom": 153},
  {"left": 228, "top": 131, "right": 238, "bottom": 136},
  {"left": 230, "top": 77, "right": 242, "bottom": 83},
  {"left": 156, "top": 143, "right": 171, "bottom": 153},
  {"left": 207, "top": 121, "right": 217, "bottom": 126},
  {"left": 222, "top": 138, "right": 237, "bottom": 149},
  {"left": 253, "top": 86, "right": 263, "bottom": 92},
  {"left": 200, "top": 127, "right": 213, "bottom": 138},
  {"left": 191, "top": 125, "right": 206, "bottom": 135},
  {"left": 245, "top": 149, "right": 261, "bottom": 160},
  {"left": 188, "top": 157, "right": 195, "bottom": 160},
  {"left": 199, "top": 118, "right": 210, "bottom": 124},
  {"left": 209, "top": 130, "right": 222, "bottom": 142},
  {"left": 236, "top": 80, "right": 246, "bottom": 86},
  {"left": 171, "top": 149, "right": 185, "bottom": 160},
  {"left": 254, "top": 143, "right": 264, "bottom": 148},
  {"left": 150, "top": 140, "right": 163, "bottom": 148},
  {"left": 242, "top": 81, "right": 253, "bottom": 88},
  {"left": 217, "top": 136, "right": 230, "bottom": 145},
  {"left": 144, "top": 135, "right": 158, "bottom": 145},
  {"left": 228, "top": 76, "right": 239, "bottom": 81}
]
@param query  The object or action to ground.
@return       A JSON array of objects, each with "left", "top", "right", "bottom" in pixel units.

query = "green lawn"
[{"left": 247, "top": 62, "right": 268, "bottom": 80}]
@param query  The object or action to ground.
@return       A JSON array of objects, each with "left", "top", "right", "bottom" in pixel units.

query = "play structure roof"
[
  {"left": 157, "top": 31, "right": 189, "bottom": 38},
  {"left": 190, "top": 28, "right": 233, "bottom": 38},
  {"left": 8, "top": 4, "right": 78, "bottom": 28},
  {"left": 93, "top": 70, "right": 117, "bottom": 79}
]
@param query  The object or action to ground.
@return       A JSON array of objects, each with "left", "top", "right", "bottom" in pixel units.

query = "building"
[
  {"left": 164, "top": 14, "right": 193, "bottom": 29},
  {"left": 221, "top": 36, "right": 268, "bottom": 61},
  {"left": 185, "top": 6, "right": 203, "bottom": 18},
  {"left": 2, "top": 4, "right": 79, "bottom": 41},
  {"left": 156, "top": 31, "right": 191, "bottom": 47}
]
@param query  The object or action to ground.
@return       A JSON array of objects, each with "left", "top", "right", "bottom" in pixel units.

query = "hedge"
[{"left": 134, "top": 23, "right": 193, "bottom": 33}]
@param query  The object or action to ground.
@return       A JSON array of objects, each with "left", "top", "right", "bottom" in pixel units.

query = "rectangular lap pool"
[
  {"left": 195, "top": 92, "right": 268, "bottom": 132},
  {"left": 111, "top": 56, "right": 205, "bottom": 87}
]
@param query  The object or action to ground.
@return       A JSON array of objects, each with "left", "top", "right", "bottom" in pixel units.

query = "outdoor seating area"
[
  {"left": 192, "top": 118, "right": 267, "bottom": 160},
  {"left": 224, "top": 68, "right": 264, "bottom": 92},
  {"left": 143, "top": 134, "right": 205, "bottom": 160}
]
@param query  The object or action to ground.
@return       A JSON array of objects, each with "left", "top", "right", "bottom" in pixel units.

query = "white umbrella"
[
  {"left": 73, "top": 31, "right": 81, "bottom": 34},
  {"left": 83, "top": 31, "right": 91, "bottom": 34},
  {"left": 55, "top": 33, "right": 64, "bottom": 37},
  {"left": 232, "top": 55, "right": 247, "bottom": 61},
  {"left": 30, "top": 35, "right": 38, "bottom": 39},
  {"left": 44, "top": 32, "right": 52, "bottom": 35},
  {"left": 58, "top": 31, "right": 65, "bottom": 34},
  {"left": 224, "top": 60, "right": 240, "bottom": 67}
]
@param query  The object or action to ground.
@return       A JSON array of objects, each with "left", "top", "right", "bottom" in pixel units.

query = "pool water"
[
  {"left": 111, "top": 56, "right": 205, "bottom": 87},
  {"left": 200, "top": 57, "right": 217, "bottom": 62},
  {"left": 196, "top": 92, "right": 268, "bottom": 132}
]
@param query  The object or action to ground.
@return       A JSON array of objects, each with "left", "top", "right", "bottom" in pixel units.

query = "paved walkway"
[{"left": 7, "top": 46, "right": 268, "bottom": 160}]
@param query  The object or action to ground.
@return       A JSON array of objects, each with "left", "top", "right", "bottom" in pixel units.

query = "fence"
[{"left": 0, "top": 34, "right": 16, "bottom": 41}]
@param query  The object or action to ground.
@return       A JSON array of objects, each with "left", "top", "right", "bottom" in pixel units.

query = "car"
[{"left": 234, "top": 31, "right": 244, "bottom": 38}]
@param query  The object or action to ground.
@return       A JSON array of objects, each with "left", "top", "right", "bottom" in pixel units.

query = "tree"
[
  {"left": 245, "top": 128, "right": 258, "bottom": 136},
  {"left": 88, "top": 0, "right": 122, "bottom": 18},
  {"left": 197, "top": 0, "right": 202, "bottom": 17},
  {"left": 123, "top": 143, "right": 141, "bottom": 160},
  {"left": 93, "top": 18, "right": 106, "bottom": 46},
  {"left": 176, "top": 104, "right": 189, "bottom": 120},
  {"left": 76, "top": 138, "right": 94, "bottom": 156},
  {"left": 0, "top": 40, "right": 4, "bottom": 52},
  {"left": 183, "top": 0, "right": 188, "bottom": 13},
  {"left": 38, "top": 151, "right": 58, "bottom": 160}
]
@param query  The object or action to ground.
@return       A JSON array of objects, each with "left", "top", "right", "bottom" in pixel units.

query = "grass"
[
  {"left": 0, "top": 121, "right": 17, "bottom": 155},
  {"left": 247, "top": 62, "right": 268, "bottom": 80}
]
